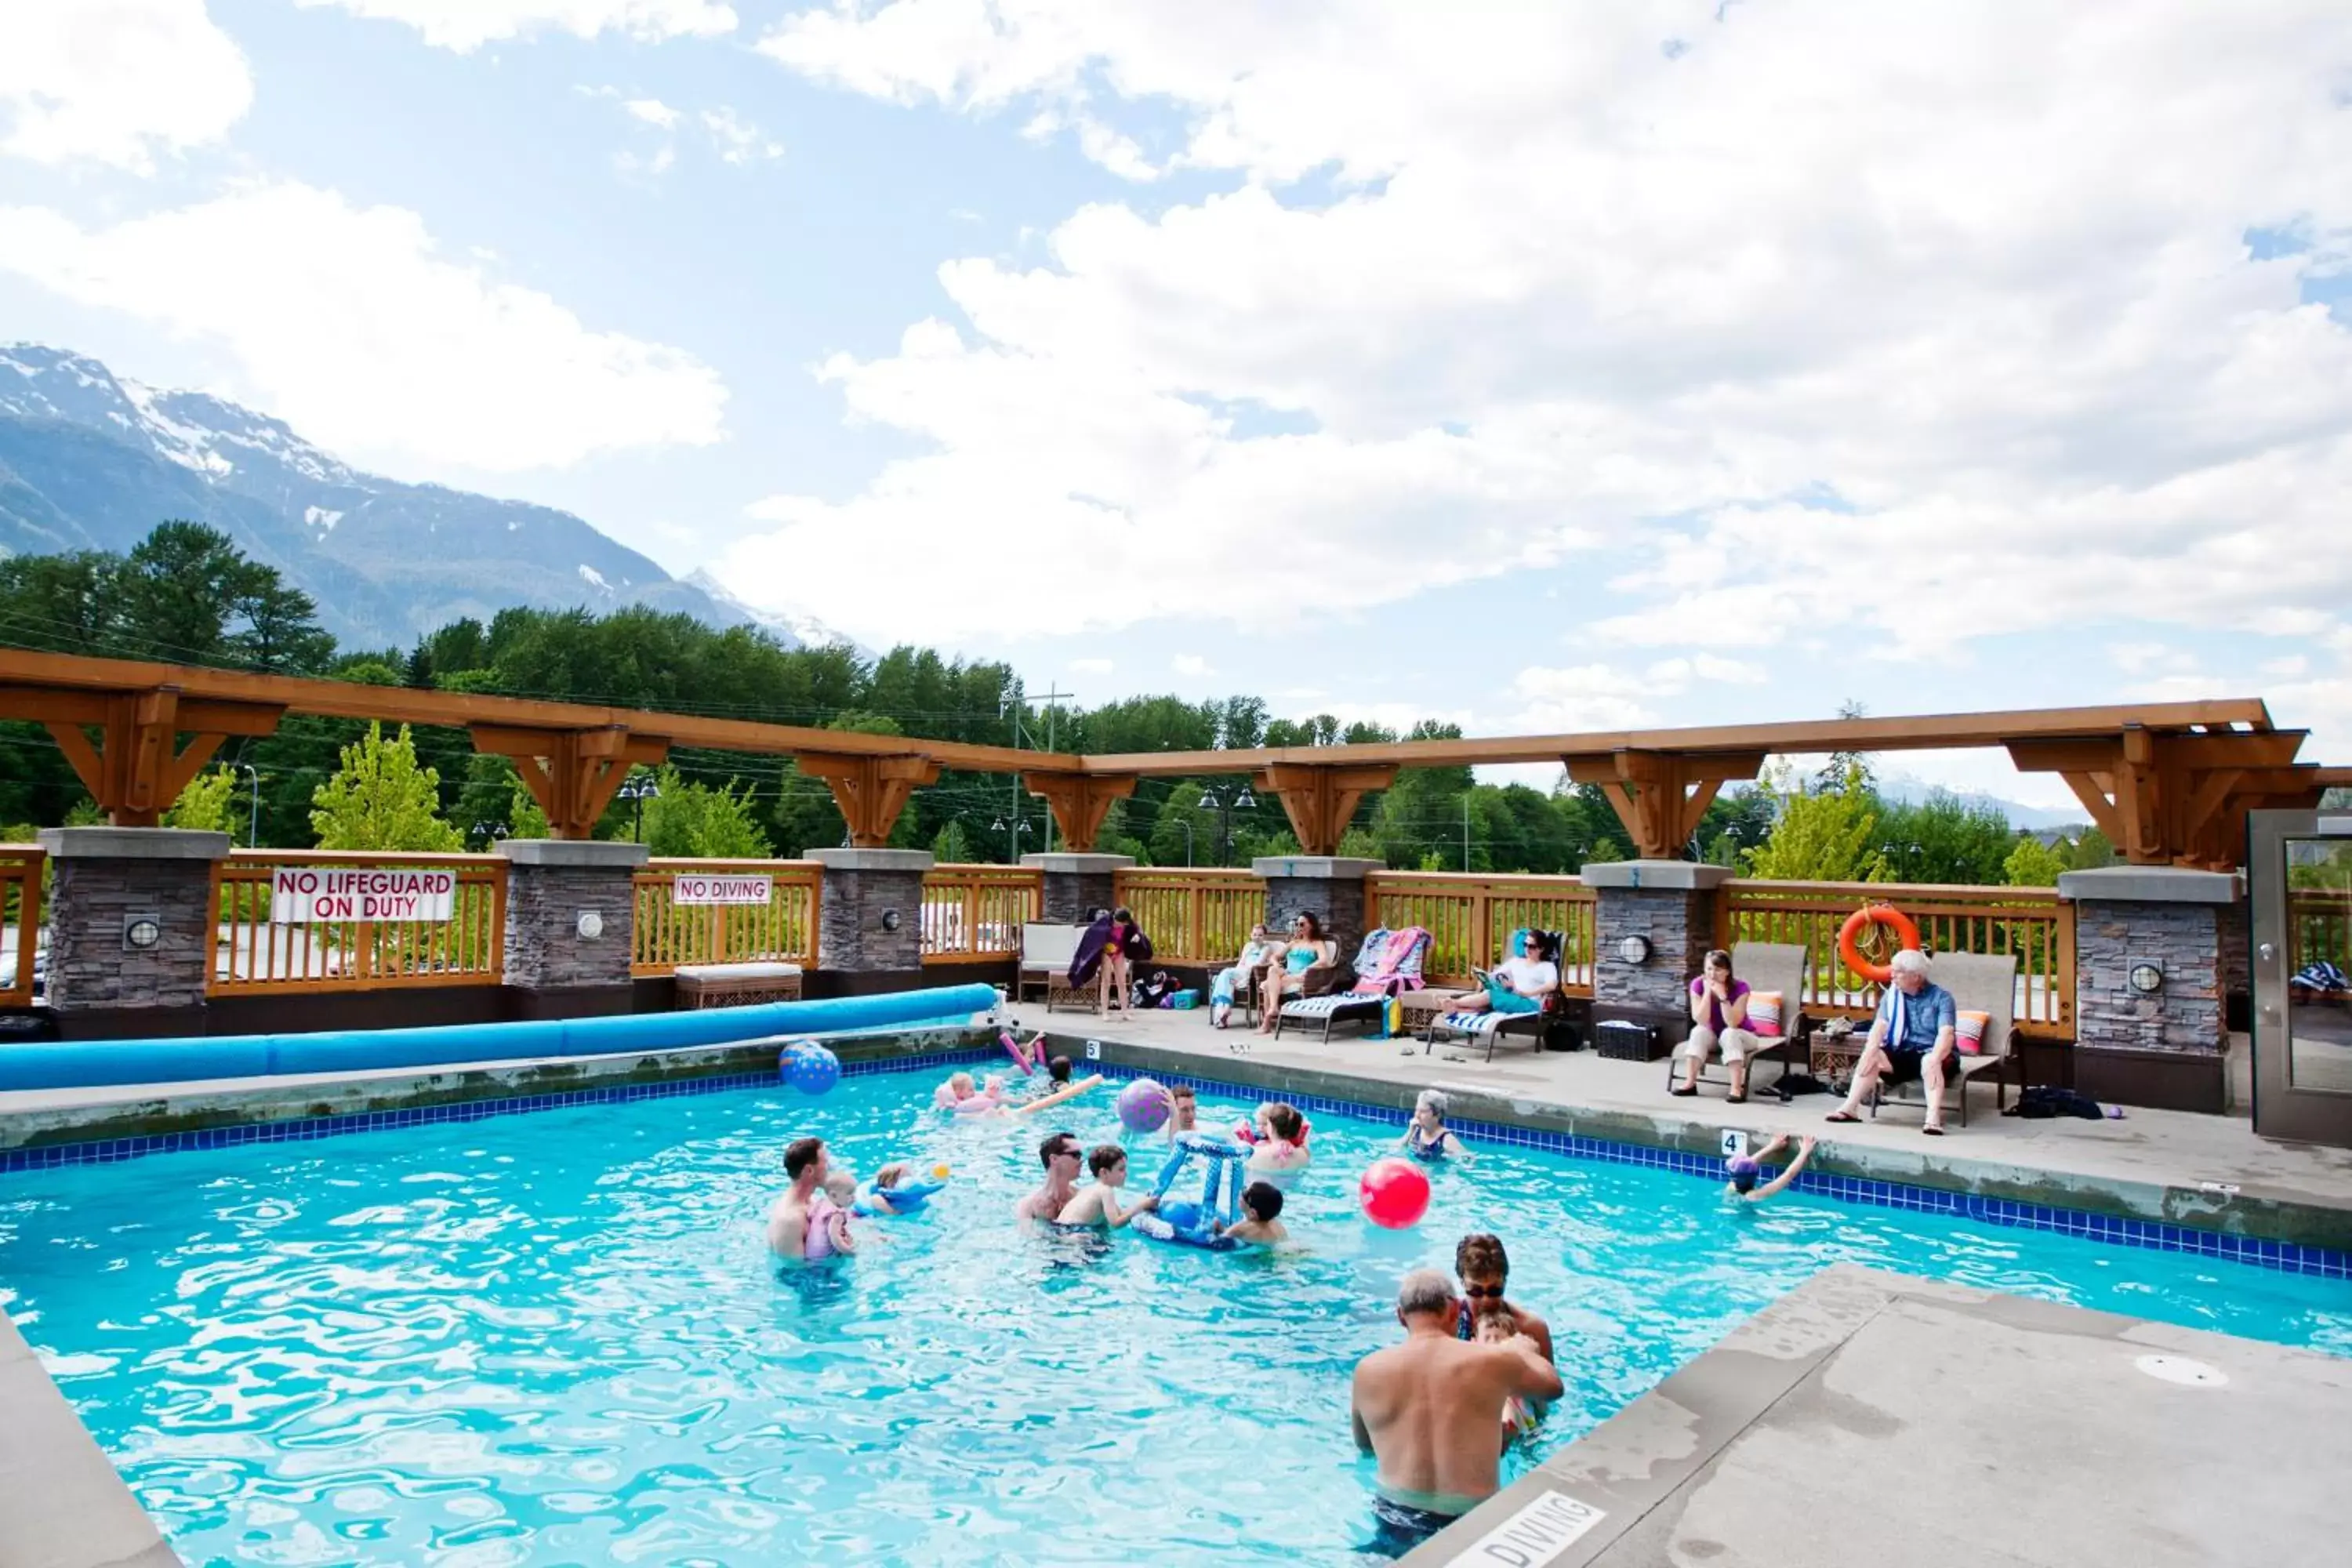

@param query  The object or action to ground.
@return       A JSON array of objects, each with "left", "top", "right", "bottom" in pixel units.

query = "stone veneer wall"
[
  {"left": 45, "top": 855, "right": 216, "bottom": 1011},
  {"left": 503, "top": 865, "right": 637, "bottom": 989},
  {"left": 819, "top": 868, "right": 927, "bottom": 972},
  {"left": 1593, "top": 887, "right": 1720, "bottom": 1014},
  {"left": 1263, "top": 876, "right": 1370, "bottom": 962},
  {"left": 1040, "top": 871, "right": 1116, "bottom": 926},
  {"left": 2074, "top": 898, "right": 2225, "bottom": 1054}
]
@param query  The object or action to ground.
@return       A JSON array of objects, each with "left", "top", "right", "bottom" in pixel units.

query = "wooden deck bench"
[{"left": 673, "top": 961, "right": 804, "bottom": 1008}]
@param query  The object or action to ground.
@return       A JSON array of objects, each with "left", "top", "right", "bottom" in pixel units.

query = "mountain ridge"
[{"left": 0, "top": 343, "right": 856, "bottom": 654}]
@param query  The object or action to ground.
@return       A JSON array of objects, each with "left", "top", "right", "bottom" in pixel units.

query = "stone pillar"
[
  {"left": 1253, "top": 855, "right": 1381, "bottom": 960},
  {"left": 498, "top": 839, "right": 646, "bottom": 1013},
  {"left": 38, "top": 826, "right": 230, "bottom": 1036},
  {"left": 2059, "top": 866, "right": 2237, "bottom": 1112},
  {"left": 1022, "top": 852, "right": 1134, "bottom": 925},
  {"left": 2220, "top": 886, "right": 2252, "bottom": 1033},
  {"left": 811, "top": 848, "right": 932, "bottom": 975},
  {"left": 1581, "top": 859, "right": 1735, "bottom": 1047}
]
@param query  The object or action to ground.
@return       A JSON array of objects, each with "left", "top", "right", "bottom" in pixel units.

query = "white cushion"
[
  {"left": 676, "top": 962, "right": 800, "bottom": 981},
  {"left": 1280, "top": 994, "right": 1380, "bottom": 1018}
]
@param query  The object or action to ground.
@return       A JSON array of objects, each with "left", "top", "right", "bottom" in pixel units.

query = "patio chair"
[
  {"left": 1868, "top": 950, "right": 2019, "bottom": 1127},
  {"left": 1275, "top": 927, "right": 1432, "bottom": 1042},
  {"left": 1661, "top": 941, "right": 1808, "bottom": 1096},
  {"left": 1420, "top": 927, "right": 1560, "bottom": 1063},
  {"left": 1018, "top": 924, "right": 1085, "bottom": 1011}
]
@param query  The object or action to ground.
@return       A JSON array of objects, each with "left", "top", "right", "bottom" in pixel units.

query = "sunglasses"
[{"left": 1464, "top": 1283, "right": 1507, "bottom": 1299}]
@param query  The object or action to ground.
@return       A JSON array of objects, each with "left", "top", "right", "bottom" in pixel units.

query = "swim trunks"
[{"left": 1365, "top": 1496, "right": 1464, "bottom": 1557}]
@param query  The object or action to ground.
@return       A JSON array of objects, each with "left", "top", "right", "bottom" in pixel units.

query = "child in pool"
[
  {"left": 811, "top": 1170, "right": 862, "bottom": 1256},
  {"left": 1054, "top": 1145, "right": 1160, "bottom": 1230},
  {"left": 1246, "top": 1102, "right": 1311, "bottom": 1171},
  {"left": 934, "top": 1071, "right": 1007, "bottom": 1114},
  {"left": 1219, "top": 1180, "right": 1289, "bottom": 1247},
  {"left": 1472, "top": 1305, "right": 1542, "bottom": 1446},
  {"left": 858, "top": 1162, "right": 918, "bottom": 1217}
]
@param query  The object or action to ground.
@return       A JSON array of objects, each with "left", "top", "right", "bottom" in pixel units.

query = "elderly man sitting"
[{"left": 1826, "top": 949, "right": 1958, "bottom": 1135}]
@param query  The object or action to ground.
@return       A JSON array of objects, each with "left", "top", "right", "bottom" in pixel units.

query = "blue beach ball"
[{"left": 779, "top": 1040, "right": 841, "bottom": 1095}]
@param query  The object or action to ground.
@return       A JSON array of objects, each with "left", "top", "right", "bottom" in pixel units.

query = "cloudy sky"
[{"left": 2, "top": 2, "right": 2346, "bottom": 806}]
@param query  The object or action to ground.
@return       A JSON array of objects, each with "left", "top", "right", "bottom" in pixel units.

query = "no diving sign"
[{"left": 1445, "top": 1489, "right": 1608, "bottom": 1566}]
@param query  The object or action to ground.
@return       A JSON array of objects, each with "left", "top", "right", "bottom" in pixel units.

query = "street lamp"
[
  {"left": 617, "top": 773, "right": 662, "bottom": 844},
  {"left": 992, "top": 816, "right": 1033, "bottom": 861},
  {"left": 469, "top": 820, "right": 510, "bottom": 849},
  {"left": 1178, "top": 817, "right": 1194, "bottom": 867},
  {"left": 1198, "top": 782, "right": 1256, "bottom": 865},
  {"left": 240, "top": 763, "right": 260, "bottom": 848}
]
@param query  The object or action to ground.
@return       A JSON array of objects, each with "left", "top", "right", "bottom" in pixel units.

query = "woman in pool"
[
  {"left": 1243, "top": 1102, "right": 1312, "bottom": 1172},
  {"left": 1724, "top": 1133, "right": 1816, "bottom": 1205},
  {"left": 1253, "top": 913, "right": 1337, "bottom": 1036},
  {"left": 1400, "top": 1089, "right": 1474, "bottom": 1162}
]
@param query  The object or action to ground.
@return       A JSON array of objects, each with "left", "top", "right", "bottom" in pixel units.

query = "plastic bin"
[{"left": 1594, "top": 1018, "right": 1663, "bottom": 1062}]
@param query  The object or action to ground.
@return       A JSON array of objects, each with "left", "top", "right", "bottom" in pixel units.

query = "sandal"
[{"left": 1824, "top": 1111, "right": 1860, "bottom": 1123}]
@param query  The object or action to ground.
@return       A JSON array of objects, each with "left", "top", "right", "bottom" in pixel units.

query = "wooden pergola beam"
[
  {"left": 2011, "top": 731, "right": 2326, "bottom": 867},
  {"left": 27, "top": 684, "right": 286, "bottom": 827},
  {"left": 1254, "top": 763, "right": 1398, "bottom": 856},
  {"left": 470, "top": 724, "right": 671, "bottom": 839},
  {"left": 1565, "top": 749, "right": 1766, "bottom": 858},
  {"left": 795, "top": 751, "right": 942, "bottom": 848},
  {"left": 1025, "top": 772, "right": 1138, "bottom": 853}
]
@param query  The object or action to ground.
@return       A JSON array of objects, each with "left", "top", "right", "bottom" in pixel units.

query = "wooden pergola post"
[
  {"left": 1566, "top": 750, "right": 1766, "bottom": 860},
  {"left": 470, "top": 724, "right": 672, "bottom": 840},
  {"left": 0, "top": 682, "right": 285, "bottom": 827},
  {"left": 2007, "top": 729, "right": 2313, "bottom": 869},
  {"left": 1025, "top": 772, "right": 1138, "bottom": 852},
  {"left": 1253, "top": 762, "right": 1397, "bottom": 856},
  {"left": 793, "top": 751, "right": 942, "bottom": 848}
]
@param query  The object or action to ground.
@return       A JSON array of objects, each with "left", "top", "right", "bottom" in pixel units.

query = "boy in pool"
[
  {"left": 858, "top": 1162, "right": 917, "bottom": 1218},
  {"left": 1218, "top": 1180, "right": 1289, "bottom": 1247},
  {"left": 1725, "top": 1133, "right": 1816, "bottom": 1204},
  {"left": 1054, "top": 1145, "right": 1160, "bottom": 1230}
]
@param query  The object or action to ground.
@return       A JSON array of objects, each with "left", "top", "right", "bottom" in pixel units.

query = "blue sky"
[{"left": 2, "top": 2, "right": 2348, "bottom": 811}]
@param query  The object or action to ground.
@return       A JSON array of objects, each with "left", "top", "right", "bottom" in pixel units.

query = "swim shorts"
[{"left": 1364, "top": 1496, "right": 1465, "bottom": 1557}]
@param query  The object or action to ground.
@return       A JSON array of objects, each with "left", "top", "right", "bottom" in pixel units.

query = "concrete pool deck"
[{"left": 1404, "top": 1265, "right": 2352, "bottom": 1568}]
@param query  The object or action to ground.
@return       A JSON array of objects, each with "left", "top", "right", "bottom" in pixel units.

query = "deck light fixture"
[
  {"left": 2128, "top": 961, "right": 2164, "bottom": 995},
  {"left": 1617, "top": 934, "right": 1652, "bottom": 965}
]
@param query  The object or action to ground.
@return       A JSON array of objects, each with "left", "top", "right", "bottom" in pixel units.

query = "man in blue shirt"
[{"left": 1826, "top": 949, "right": 1958, "bottom": 1135}]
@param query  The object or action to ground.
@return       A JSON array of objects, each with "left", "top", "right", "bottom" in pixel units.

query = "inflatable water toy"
[
  {"left": 779, "top": 1040, "right": 840, "bottom": 1094},
  {"left": 1359, "top": 1158, "right": 1432, "bottom": 1229},
  {"left": 1117, "top": 1078, "right": 1174, "bottom": 1132},
  {"left": 854, "top": 1163, "right": 951, "bottom": 1217},
  {"left": 1130, "top": 1133, "right": 1248, "bottom": 1251}
]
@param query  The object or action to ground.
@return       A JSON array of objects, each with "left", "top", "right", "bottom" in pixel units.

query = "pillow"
[
  {"left": 1746, "top": 991, "right": 1785, "bottom": 1039},
  {"left": 1955, "top": 1010, "right": 1993, "bottom": 1054}
]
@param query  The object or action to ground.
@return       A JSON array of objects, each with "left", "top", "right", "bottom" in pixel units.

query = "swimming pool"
[{"left": 3, "top": 1065, "right": 2347, "bottom": 1566}]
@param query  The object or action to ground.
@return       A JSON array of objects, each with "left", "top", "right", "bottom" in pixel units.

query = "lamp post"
[
  {"left": 469, "top": 821, "right": 510, "bottom": 850},
  {"left": 241, "top": 763, "right": 260, "bottom": 848},
  {"left": 1178, "top": 817, "right": 1194, "bottom": 867},
  {"left": 1198, "top": 782, "right": 1256, "bottom": 866},
  {"left": 617, "top": 773, "right": 661, "bottom": 844},
  {"left": 992, "top": 815, "right": 1033, "bottom": 860}
]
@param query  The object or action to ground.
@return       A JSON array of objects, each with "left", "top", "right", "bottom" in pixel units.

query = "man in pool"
[
  {"left": 1352, "top": 1269, "right": 1563, "bottom": 1555},
  {"left": 1163, "top": 1082, "right": 1199, "bottom": 1143},
  {"left": 1054, "top": 1145, "right": 1160, "bottom": 1229},
  {"left": 1014, "top": 1132, "right": 1085, "bottom": 1222},
  {"left": 764, "top": 1136, "right": 829, "bottom": 1258},
  {"left": 1454, "top": 1232, "right": 1554, "bottom": 1364}
]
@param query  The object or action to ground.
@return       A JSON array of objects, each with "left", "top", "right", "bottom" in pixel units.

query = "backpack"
[{"left": 2005, "top": 1085, "right": 2118, "bottom": 1121}]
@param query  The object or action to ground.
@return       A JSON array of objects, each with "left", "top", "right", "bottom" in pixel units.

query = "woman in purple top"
[{"left": 1671, "top": 948, "right": 1761, "bottom": 1102}]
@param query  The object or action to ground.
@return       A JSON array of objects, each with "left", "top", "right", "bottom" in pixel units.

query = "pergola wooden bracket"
[
  {"left": 795, "top": 750, "right": 942, "bottom": 848},
  {"left": 2007, "top": 729, "right": 2322, "bottom": 869},
  {"left": 1252, "top": 762, "right": 1398, "bottom": 856},
  {"left": 0, "top": 683, "right": 286, "bottom": 826},
  {"left": 470, "top": 724, "right": 672, "bottom": 839},
  {"left": 1025, "top": 772, "right": 1137, "bottom": 852},
  {"left": 1566, "top": 749, "right": 1767, "bottom": 860}
]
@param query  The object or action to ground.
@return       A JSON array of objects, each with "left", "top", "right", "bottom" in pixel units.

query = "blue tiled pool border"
[{"left": 4, "top": 1044, "right": 2345, "bottom": 1280}]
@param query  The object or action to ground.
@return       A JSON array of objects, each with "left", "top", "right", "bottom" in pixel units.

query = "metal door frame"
[{"left": 2248, "top": 808, "right": 2352, "bottom": 1146}]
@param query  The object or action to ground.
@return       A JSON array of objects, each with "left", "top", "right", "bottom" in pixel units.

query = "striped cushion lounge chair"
[{"left": 1275, "top": 928, "right": 1431, "bottom": 1042}]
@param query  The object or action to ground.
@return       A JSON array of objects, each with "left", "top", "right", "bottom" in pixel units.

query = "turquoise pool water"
[{"left": 2, "top": 1071, "right": 2347, "bottom": 1566}]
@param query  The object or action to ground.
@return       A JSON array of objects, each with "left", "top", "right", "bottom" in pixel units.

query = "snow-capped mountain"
[
  {"left": 0, "top": 343, "right": 797, "bottom": 651},
  {"left": 681, "top": 568, "right": 866, "bottom": 656}
]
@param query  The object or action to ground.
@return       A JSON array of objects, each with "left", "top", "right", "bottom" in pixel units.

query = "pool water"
[{"left": 2, "top": 1072, "right": 2347, "bottom": 1567}]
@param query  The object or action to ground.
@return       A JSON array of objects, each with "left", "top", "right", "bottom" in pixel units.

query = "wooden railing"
[
  {"left": 1367, "top": 872, "right": 1599, "bottom": 993},
  {"left": 209, "top": 851, "right": 505, "bottom": 995},
  {"left": 633, "top": 859, "right": 822, "bottom": 975},
  {"left": 0, "top": 844, "right": 42, "bottom": 1009},
  {"left": 920, "top": 864, "right": 1039, "bottom": 962},
  {"left": 2291, "top": 885, "right": 2349, "bottom": 973},
  {"left": 1718, "top": 880, "right": 2074, "bottom": 1038},
  {"left": 1114, "top": 869, "right": 1265, "bottom": 964}
]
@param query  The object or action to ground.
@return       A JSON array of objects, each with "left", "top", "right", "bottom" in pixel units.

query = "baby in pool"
[{"left": 933, "top": 1071, "right": 1007, "bottom": 1114}]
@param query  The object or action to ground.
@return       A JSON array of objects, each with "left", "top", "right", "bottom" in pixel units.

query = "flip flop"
[
  {"left": 1922, "top": 1124, "right": 1945, "bottom": 1137},
  {"left": 1824, "top": 1111, "right": 1860, "bottom": 1123}
]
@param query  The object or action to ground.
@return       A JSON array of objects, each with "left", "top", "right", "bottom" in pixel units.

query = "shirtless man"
[
  {"left": 1054, "top": 1145, "right": 1160, "bottom": 1229},
  {"left": 1352, "top": 1269, "right": 1563, "bottom": 1556},
  {"left": 762, "top": 1136, "right": 829, "bottom": 1258},
  {"left": 1014, "top": 1132, "right": 1085, "bottom": 1222}
]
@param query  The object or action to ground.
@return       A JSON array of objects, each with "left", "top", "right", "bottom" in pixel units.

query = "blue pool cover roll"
[{"left": 0, "top": 985, "right": 999, "bottom": 1092}]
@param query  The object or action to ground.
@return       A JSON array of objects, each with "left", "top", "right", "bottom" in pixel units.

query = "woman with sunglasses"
[
  {"left": 1252, "top": 911, "right": 1336, "bottom": 1036},
  {"left": 1452, "top": 1233, "right": 1553, "bottom": 1366}
]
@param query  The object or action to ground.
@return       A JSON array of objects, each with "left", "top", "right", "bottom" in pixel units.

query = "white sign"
[
  {"left": 1721, "top": 1130, "right": 1748, "bottom": 1158},
  {"left": 1446, "top": 1490, "right": 1608, "bottom": 1567},
  {"left": 270, "top": 867, "right": 457, "bottom": 924},
  {"left": 670, "top": 873, "right": 775, "bottom": 906}
]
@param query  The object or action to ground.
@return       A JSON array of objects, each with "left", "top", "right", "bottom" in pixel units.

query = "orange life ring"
[{"left": 1836, "top": 904, "right": 1921, "bottom": 985}]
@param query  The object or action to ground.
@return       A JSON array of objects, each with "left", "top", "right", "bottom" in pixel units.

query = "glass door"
[{"left": 2249, "top": 809, "right": 2352, "bottom": 1145}]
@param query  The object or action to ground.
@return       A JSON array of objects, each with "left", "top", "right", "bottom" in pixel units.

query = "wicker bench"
[{"left": 673, "top": 961, "right": 804, "bottom": 1008}]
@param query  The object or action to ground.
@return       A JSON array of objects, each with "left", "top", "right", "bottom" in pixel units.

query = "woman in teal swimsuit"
[{"left": 1253, "top": 913, "right": 1335, "bottom": 1036}]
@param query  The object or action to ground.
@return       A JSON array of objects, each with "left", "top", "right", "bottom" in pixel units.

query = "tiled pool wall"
[{"left": 2, "top": 1039, "right": 2346, "bottom": 1281}]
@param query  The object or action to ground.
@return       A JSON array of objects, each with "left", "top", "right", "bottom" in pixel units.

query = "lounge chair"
[
  {"left": 1868, "top": 950, "right": 2020, "bottom": 1127},
  {"left": 1420, "top": 927, "right": 1560, "bottom": 1063},
  {"left": 1274, "top": 927, "right": 1432, "bottom": 1042},
  {"left": 1661, "top": 941, "right": 1808, "bottom": 1096},
  {"left": 1018, "top": 924, "right": 1084, "bottom": 1011}
]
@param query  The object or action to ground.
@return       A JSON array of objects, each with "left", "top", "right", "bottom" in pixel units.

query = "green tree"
[
  {"left": 2004, "top": 835, "right": 2071, "bottom": 887},
  {"left": 640, "top": 767, "right": 773, "bottom": 858},
  {"left": 309, "top": 722, "right": 463, "bottom": 851},
  {"left": 1744, "top": 764, "right": 1887, "bottom": 882},
  {"left": 230, "top": 571, "right": 335, "bottom": 673},
  {"left": 1873, "top": 792, "right": 2015, "bottom": 884},
  {"left": 2067, "top": 828, "right": 2117, "bottom": 869},
  {"left": 0, "top": 550, "right": 122, "bottom": 653},
  {"left": 931, "top": 818, "right": 975, "bottom": 863},
  {"left": 118, "top": 521, "right": 249, "bottom": 662},
  {"left": 163, "top": 766, "right": 241, "bottom": 838}
]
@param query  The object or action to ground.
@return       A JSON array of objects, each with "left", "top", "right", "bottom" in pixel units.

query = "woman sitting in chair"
[
  {"left": 1671, "top": 947, "right": 1760, "bottom": 1102},
  {"left": 1210, "top": 923, "right": 1278, "bottom": 1029},
  {"left": 1433, "top": 928, "right": 1558, "bottom": 1016},
  {"left": 1252, "top": 913, "right": 1337, "bottom": 1036}
]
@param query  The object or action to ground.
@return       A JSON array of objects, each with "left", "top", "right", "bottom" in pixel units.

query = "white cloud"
[
  {"left": 1505, "top": 664, "right": 1659, "bottom": 733},
  {"left": 0, "top": 181, "right": 728, "bottom": 472},
  {"left": 2263, "top": 654, "right": 2311, "bottom": 677},
  {"left": 1171, "top": 653, "right": 1211, "bottom": 677},
  {"left": 700, "top": 107, "right": 785, "bottom": 165},
  {"left": 0, "top": 1, "right": 251, "bottom": 172},
  {"left": 1069, "top": 656, "right": 1114, "bottom": 673},
  {"left": 741, "top": 0, "right": 2352, "bottom": 727},
  {"left": 296, "top": 0, "right": 735, "bottom": 53},
  {"left": 590, "top": 90, "right": 781, "bottom": 174},
  {"left": 623, "top": 98, "right": 681, "bottom": 129}
]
